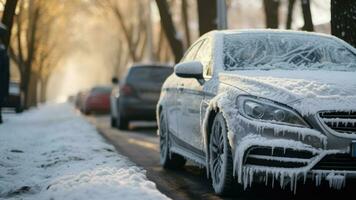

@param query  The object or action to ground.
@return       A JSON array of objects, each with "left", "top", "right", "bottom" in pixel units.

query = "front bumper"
[{"left": 232, "top": 115, "right": 356, "bottom": 192}]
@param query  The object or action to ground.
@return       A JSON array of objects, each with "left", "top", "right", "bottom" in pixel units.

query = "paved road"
[{"left": 87, "top": 115, "right": 356, "bottom": 200}]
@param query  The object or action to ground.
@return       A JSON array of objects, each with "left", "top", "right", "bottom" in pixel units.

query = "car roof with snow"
[{"left": 213, "top": 29, "right": 333, "bottom": 38}]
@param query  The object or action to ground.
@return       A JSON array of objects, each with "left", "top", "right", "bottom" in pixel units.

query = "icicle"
[
  {"left": 303, "top": 171, "right": 307, "bottom": 184},
  {"left": 326, "top": 173, "right": 346, "bottom": 190},
  {"left": 272, "top": 173, "right": 275, "bottom": 188},
  {"left": 265, "top": 171, "right": 268, "bottom": 186},
  {"left": 280, "top": 171, "right": 285, "bottom": 188},
  {"left": 289, "top": 173, "right": 294, "bottom": 192},
  {"left": 249, "top": 167, "right": 254, "bottom": 188}
]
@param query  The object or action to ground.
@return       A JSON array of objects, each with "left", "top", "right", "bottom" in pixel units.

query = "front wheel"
[
  {"left": 15, "top": 106, "right": 23, "bottom": 113},
  {"left": 159, "top": 111, "right": 186, "bottom": 169},
  {"left": 209, "top": 113, "right": 238, "bottom": 195}
]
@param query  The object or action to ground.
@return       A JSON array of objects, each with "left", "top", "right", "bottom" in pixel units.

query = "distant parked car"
[
  {"left": 82, "top": 86, "right": 111, "bottom": 115},
  {"left": 2, "top": 82, "right": 23, "bottom": 113},
  {"left": 157, "top": 30, "right": 356, "bottom": 195},
  {"left": 111, "top": 64, "right": 173, "bottom": 130}
]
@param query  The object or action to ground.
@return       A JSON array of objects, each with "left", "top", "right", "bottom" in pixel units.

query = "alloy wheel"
[{"left": 209, "top": 113, "right": 235, "bottom": 195}]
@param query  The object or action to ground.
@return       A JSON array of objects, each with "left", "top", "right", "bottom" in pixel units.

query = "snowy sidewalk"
[{"left": 0, "top": 103, "right": 169, "bottom": 200}]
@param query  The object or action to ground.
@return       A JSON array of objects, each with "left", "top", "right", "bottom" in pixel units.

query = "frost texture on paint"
[
  {"left": 223, "top": 32, "right": 356, "bottom": 72},
  {"left": 218, "top": 70, "right": 356, "bottom": 116},
  {"left": 201, "top": 90, "right": 351, "bottom": 194}
]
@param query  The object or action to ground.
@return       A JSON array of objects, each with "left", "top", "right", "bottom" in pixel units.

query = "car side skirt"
[{"left": 169, "top": 132, "right": 206, "bottom": 166}]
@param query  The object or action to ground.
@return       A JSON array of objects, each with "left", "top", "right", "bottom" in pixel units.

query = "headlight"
[{"left": 237, "top": 96, "right": 309, "bottom": 127}]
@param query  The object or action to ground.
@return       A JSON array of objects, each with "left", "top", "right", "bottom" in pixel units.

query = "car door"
[
  {"left": 177, "top": 38, "right": 212, "bottom": 151},
  {"left": 174, "top": 40, "right": 204, "bottom": 145}
]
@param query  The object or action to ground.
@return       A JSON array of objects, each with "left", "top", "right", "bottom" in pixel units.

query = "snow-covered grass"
[{"left": 0, "top": 103, "right": 169, "bottom": 200}]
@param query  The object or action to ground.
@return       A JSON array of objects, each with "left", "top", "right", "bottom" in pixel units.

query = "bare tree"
[
  {"left": 263, "top": 0, "right": 280, "bottom": 28},
  {"left": 197, "top": 0, "right": 217, "bottom": 35},
  {"left": 286, "top": 0, "right": 296, "bottom": 29},
  {"left": 331, "top": 0, "right": 356, "bottom": 48},
  {"left": 10, "top": 0, "right": 68, "bottom": 107},
  {"left": 96, "top": 0, "right": 150, "bottom": 71},
  {"left": 301, "top": 0, "right": 314, "bottom": 31},
  {"left": 155, "top": 0, "right": 183, "bottom": 62},
  {"left": 181, "top": 0, "right": 191, "bottom": 47}
]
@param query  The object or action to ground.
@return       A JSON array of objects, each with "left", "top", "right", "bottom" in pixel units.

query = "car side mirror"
[
  {"left": 112, "top": 77, "right": 119, "bottom": 84},
  {"left": 174, "top": 61, "right": 203, "bottom": 79}
]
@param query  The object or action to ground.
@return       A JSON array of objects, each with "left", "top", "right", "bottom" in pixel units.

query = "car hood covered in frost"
[{"left": 219, "top": 70, "right": 356, "bottom": 115}]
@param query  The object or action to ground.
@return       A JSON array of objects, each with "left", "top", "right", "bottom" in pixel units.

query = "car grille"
[
  {"left": 245, "top": 147, "right": 315, "bottom": 168},
  {"left": 319, "top": 111, "right": 356, "bottom": 135},
  {"left": 313, "top": 154, "right": 356, "bottom": 171}
]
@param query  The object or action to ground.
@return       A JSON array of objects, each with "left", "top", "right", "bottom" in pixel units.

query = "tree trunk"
[
  {"left": 286, "top": 0, "right": 296, "bottom": 29},
  {"left": 197, "top": 0, "right": 217, "bottom": 35},
  {"left": 181, "top": 0, "right": 191, "bottom": 48},
  {"left": 301, "top": 0, "right": 314, "bottom": 31},
  {"left": 155, "top": 0, "right": 184, "bottom": 63},
  {"left": 26, "top": 71, "right": 38, "bottom": 107},
  {"left": 1, "top": 0, "right": 19, "bottom": 49},
  {"left": 39, "top": 77, "right": 48, "bottom": 103},
  {"left": 263, "top": 0, "right": 280, "bottom": 28},
  {"left": 331, "top": 0, "right": 356, "bottom": 48}
]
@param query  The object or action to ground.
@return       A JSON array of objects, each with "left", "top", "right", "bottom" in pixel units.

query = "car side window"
[
  {"left": 195, "top": 38, "right": 212, "bottom": 77},
  {"left": 181, "top": 40, "right": 204, "bottom": 62}
]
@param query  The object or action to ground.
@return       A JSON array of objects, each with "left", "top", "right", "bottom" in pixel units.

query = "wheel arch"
[{"left": 203, "top": 106, "right": 220, "bottom": 177}]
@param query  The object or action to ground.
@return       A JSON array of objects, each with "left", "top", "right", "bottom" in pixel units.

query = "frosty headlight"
[{"left": 237, "top": 96, "right": 309, "bottom": 127}]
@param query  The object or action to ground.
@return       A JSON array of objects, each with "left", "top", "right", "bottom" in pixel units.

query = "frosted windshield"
[{"left": 223, "top": 34, "right": 356, "bottom": 71}]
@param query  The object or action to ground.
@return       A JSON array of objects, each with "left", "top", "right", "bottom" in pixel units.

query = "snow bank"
[{"left": 0, "top": 103, "right": 169, "bottom": 200}]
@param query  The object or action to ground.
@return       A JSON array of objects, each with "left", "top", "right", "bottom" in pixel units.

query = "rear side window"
[
  {"left": 195, "top": 39, "right": 212, "bottom": 76},
  {"left": 127, "top": 67, "right": 173, "bottom": 83},
  {"left": 181, "top": 40, "right": 204, "bottom": 62}
]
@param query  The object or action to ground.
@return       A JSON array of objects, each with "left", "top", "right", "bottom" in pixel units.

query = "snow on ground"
[{"left": 0, "top": 103, "right": 169, "bottom": 200}]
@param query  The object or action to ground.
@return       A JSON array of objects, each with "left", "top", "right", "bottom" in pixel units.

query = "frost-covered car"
[{"left": 157, "top": 30, "right": 356, "bottom": 195}]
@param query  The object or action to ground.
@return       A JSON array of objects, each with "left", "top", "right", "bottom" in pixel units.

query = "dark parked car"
[
  {"left": 2, "top": 82, "right": 23, "bottom": 113},
  {"left": 157, "top": 30, "right": 356, "bottom": 195},
  {"left": 111, "top": 64, "right": 173, "bottom": 130},
  {"left": 82, "top": 86, "right": 111, "bottom": 115}
]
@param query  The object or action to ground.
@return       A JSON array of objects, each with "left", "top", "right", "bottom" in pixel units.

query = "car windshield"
[
  {"left": 223, "top": 33, "right": 356, "bottom": 71},
  {"left": 128, "top": 67, "right": 173, "bottom": 83}
]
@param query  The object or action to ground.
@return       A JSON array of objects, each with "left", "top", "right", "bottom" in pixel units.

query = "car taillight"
[{"left": 120, "top": 84, "right": 133, "bottom": 96}]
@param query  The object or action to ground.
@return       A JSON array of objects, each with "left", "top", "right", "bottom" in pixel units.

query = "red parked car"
[{"left": 82, "top": 86, "right": 111, "bottom": 115}]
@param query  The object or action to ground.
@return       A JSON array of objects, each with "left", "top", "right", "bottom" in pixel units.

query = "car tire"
[
  {"left": 110, "top": 117, "right": 116, "bottom": 128},
  {"left": 83, "top": 109, "right": 90, "bottom": 115},
  {"left": 15, "top": 106, "right": 23, "bottom": 113},
  {"left": 209, "top": 113, "right": 239, "bottom": 195},
  {"left": 116, "top": 112, "right": 129, "bottom": 130},
  {"left": 159, "top": 111, "right": 186, "bottom": 169}
]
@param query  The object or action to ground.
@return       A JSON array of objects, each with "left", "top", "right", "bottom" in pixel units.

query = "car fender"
[{"left": 202, "top": 92, "right": 240, "bottom": 175}]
